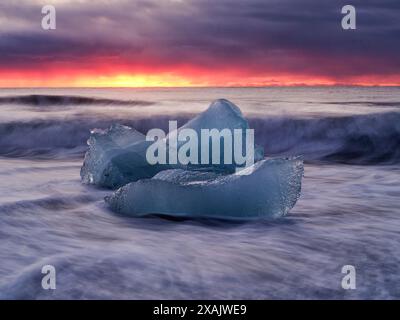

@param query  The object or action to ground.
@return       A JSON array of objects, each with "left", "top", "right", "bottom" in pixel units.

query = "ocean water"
[{"left": 0, "top": 87, "right": 399, "bottom": 299}]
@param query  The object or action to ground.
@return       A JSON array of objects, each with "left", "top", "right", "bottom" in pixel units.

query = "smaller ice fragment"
[{"left": 80, "top": 124, "right": 169, "bottom": 188}]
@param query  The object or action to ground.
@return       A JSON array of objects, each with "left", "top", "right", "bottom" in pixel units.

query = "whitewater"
[{"left": 0, "top": 87, "right": 399, "bottom": 299}]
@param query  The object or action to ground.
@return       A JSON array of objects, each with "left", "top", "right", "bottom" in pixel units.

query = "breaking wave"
[
  {"left": 0, "top": 117, "right": 189, "bottom": 159},
  {"left": 250, "top": 111, "right": 400, "bottom": 164},
  {"left": 0, "top": 94, "right": 153, "bottom": 107},
  {"left": 0, "top": 112, "right": 399, "bottom": 164}
]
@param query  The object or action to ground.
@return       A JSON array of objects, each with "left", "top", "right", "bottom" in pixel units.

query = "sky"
[{"left": 0, "top": 0, "right": 399, "bottom": 87}]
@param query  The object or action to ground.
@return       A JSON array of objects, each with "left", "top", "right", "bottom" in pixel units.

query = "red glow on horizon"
[{"left": 1, "top": 63, "right": 399, "bottom": 88}]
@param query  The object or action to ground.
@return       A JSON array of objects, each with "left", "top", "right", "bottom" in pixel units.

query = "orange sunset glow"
[{"left": 1, "top": 69, "right": 400, "bottom": 88}]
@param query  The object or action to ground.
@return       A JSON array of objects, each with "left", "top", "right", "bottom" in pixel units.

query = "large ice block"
[
  {"left": 105, "top": 158, "right": 304, "bottom": 219},
  {"left": 81, "top": 99, "right": 264, "bottom": 188}
]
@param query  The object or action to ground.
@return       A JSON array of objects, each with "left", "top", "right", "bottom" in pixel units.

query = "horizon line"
[{"left": 1, "top": 84, "right": 400, "bottom": 89}]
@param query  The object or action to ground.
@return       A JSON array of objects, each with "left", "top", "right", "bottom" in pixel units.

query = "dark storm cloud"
[{"left": 0, "top": 0, "right": 399, "bottom": 79}]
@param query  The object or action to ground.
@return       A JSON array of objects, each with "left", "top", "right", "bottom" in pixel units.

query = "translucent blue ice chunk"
[
  {"left": 166, "top": 98, "right": 264, "bottom": 171},
  {"left": 81, "top": 99, "right": 264, "bottom": 188},
  {"left": 105, "top": 158, "right": 304, "bottom": 219},
  {"left": 80, "top": 124, "right": 169, "bottom": 189}
]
